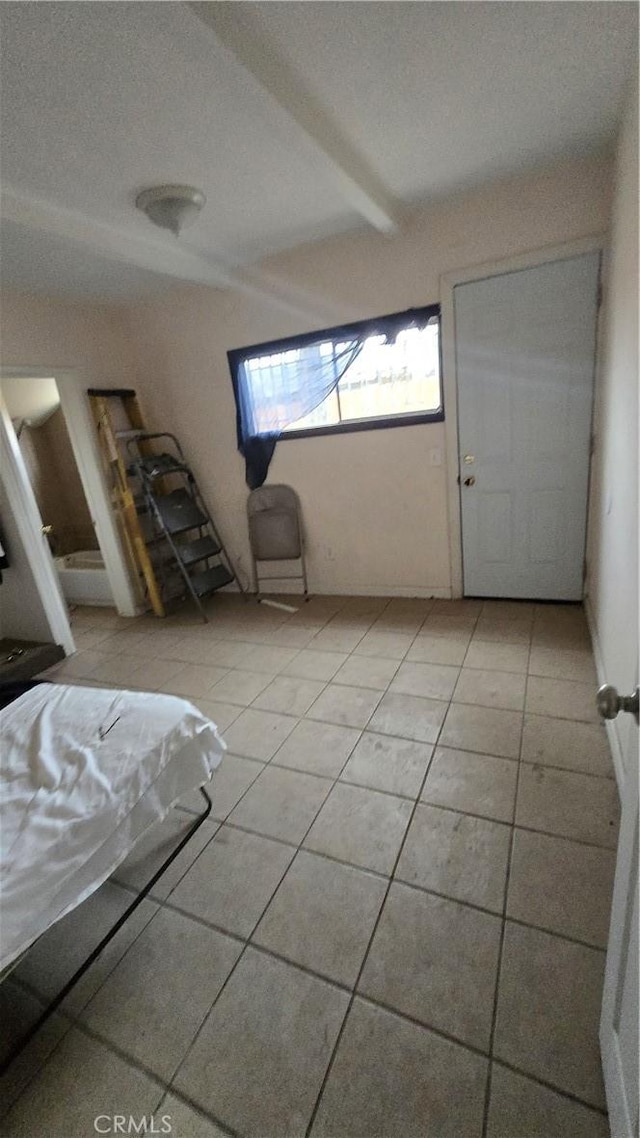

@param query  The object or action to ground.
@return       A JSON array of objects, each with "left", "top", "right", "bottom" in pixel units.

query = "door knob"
[
  {"left": 597, "top": 684, "right": 639, "bottom": 724},
  {"left": 463, "top": 476, "right": 476, "bottom": 487}
]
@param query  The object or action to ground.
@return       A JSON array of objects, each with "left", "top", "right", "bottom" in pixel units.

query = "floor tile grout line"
[
  {"left": 154, "top": 821, "right": 304, "bottom": 1091},
  {"left": 157, "top": 1085, "right": 239, "bottom": 1137},
  {"left": 242, "top": 642, "right": 462, "bottom": 716},
  {"left": 274, "top": 758, "right": 433, "bottom": 803},
  {"left": 159, "top": 884, "right": 288, "bottom": 1105},
  {"left": 303, "top": 711, "right": 448, "bottom": 1138},
  {"left": 59, "top": 885, "right": 162, "bottom": 1014},
  {"left": 148, "top": 743, "right": 314, "bottom": 901},
  {"left": 10, "top": 934, "right": 609, "bottom": 1125},
  {"left": 490, "top": 818, "right": 617, "bottom": 852},
  {"left": 204, "top": 691, "right": 609, "bottom": 750},
  {"left": 4, "top": 879, "right": 184, "bottom": 1113},
  {"left": 62, "top": 624, "right": 604, "bottom": 717},
  {"left": 172, "top": 757, "right": 269, "bottom": 825},
  {"left": 159, "top": 734, "right": 362, "bottom": 1119},
  {"left": 354, "top": 992, "right": 609, "bottom": 1115},
  {"left": 425, "top": 798, "right": 617, "bottom": 849},
  {"left": 47, "top": 686, "right": 613, "bottom": 775},
  {"left": 14, "top": 896, "right": 605, "bottom": 1081},
  {"left": 188, "top": 821, "right": 390, "bottom": 877},
  {"left": 308, "top": 619, "right": 370, "bottom": 655},
  {"left": 480, "top": 631, "right": 532, "bottom": 1138},
  {"left": 0, "top": 1001, "right": 77, "bottom": 1116},
  {"left": 332, "top": 654, "right": 403, "bottom": 688},
  {"left": 266, "top": 724, "right": 365, "bottom": 776},
  {"left": 35, "top": 693, "right": 622, "bottom": 843},
  {"left": 43, "top": 1015, "right": 171, "bottom": 1097},
  {"left": 193, "top": 867, "right": 609, "bottom": 954},
  {"left": 20, "top": 597, "right": 606, "bottom": 1133},
  {"left": 106, "top": 827, "right": 613, "bottom": 957},
  {"left": 199, "top": 723, "right": 615, "bottom": 783},
  {"left": 115, "top": 810, "right": 224, "bottom": 908},
  {"left": 483, "top": 1055, "right": 609, "bottom": 1118},
  {"left": 515, "top": 759, "right": 615, "bottom": 784},
  {"left": 382, "top": 878, "right": 609, "bottom": 952},
  {"left": 148, "top": 772, "right": 618, "bottom": 879}
]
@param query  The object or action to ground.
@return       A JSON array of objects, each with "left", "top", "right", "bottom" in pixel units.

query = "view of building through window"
[{"left": 283, "top": 321, "right": 441, "bottom": 432}]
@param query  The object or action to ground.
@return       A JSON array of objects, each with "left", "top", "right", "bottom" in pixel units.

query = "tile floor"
[{"left": 1, "top": 594, "right": 619, "bottom": 1137}]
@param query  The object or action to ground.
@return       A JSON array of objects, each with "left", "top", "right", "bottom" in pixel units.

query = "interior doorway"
[
  {"left": 2, "top": 376, "right": 114, "bottom": 612},
  {"left": 0, "top": 368, "right": 139, "bottom": 660}
]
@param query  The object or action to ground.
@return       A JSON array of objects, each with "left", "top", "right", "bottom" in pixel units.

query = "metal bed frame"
[{"left": 0, "top": 787, "right": 212, "bottom": 1075}]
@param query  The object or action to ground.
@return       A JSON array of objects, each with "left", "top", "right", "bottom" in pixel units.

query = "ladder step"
[
  {"left": 189, "top": 564, "right": 235, "bottom": 597},
  {"left": 175, "top": 535, "right": 221, "bottom": 568},
  {"left": 87, "top": 388, "right": 138, "bottom": 398},
  {"left": 137, "top": 453, "right": 189, "bottom": 479},
  {"left": 115, "top": 429, "right": 144, "bottom": 441},
  {"left": 153, "top": 490, "right": 207, "bottom": 535}
]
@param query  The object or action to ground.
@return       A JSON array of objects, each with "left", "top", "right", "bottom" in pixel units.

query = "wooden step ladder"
[
  {"left": 88, "top": 388, "right": 166, "bottom": 616},
  {"left": 128, "top": 433, "right": 243, "bottom": 622},
  {"left": 87, "top": 389, "right": 243, "bottom": 620}
]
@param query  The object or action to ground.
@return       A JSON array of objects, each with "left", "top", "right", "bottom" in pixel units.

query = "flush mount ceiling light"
[{"left": 135, "top": 184, "right": 206, "bottom": 236}]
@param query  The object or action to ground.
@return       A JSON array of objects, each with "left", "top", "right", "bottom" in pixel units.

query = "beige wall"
[
  {"left": 0, "top": 290, "right": 136, "bottom": 387},
  {"left": 586, "top": 82, "right": 638, "bottom": 778},
  {"left": 125, "top": 154, "right": 612, "bottom": 595}
]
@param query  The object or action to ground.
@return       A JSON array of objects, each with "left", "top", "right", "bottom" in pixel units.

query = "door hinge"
[
  {"left": 590, "top": 432, "right": 596, "bottom": 457},
  {"left": 597, "top": 279, "right": 604, "bottom": 309},
  {"left": 583, "top": 557, "right": 588, "bottom": 583}
]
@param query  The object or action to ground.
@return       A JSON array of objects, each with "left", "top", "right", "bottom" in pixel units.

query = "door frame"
[
  {"left": 585, "top": 601, "right": 630, "bottom": 791},
  {"left": 0, "top": 396, "right": 75, "bottom": 654},
  {"left": 439, "top": 234, "right": 606, "bottom": 598},
  {"left": 599, "top": 715, "right": 638, "bottom": 1136},
  {"left": 0, "top": 367, "right": 139, "bottom": 629}
]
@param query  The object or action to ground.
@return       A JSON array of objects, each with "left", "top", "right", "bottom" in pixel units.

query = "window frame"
[{"left": 227, "top": 303, "right": 444, "bottom": 442}]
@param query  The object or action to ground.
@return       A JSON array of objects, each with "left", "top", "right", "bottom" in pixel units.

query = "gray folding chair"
[{"left": 247, "top": 484, "right": 308, "bottom": 599}]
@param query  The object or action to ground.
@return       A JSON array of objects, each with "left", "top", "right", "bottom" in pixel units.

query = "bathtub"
[{"left": 54, "top": 550, "right": 114, "bottom": 607}]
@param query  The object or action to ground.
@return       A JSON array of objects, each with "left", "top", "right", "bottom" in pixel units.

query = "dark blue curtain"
[{"left": 234, "top": 340, "right": 363, "bottom": 488}]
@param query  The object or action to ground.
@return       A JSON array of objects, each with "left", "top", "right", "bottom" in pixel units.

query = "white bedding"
[{"left": 0, "top": 683, "right": 226, "bottom": 972}]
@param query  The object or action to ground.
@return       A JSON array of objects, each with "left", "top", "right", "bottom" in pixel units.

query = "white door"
[
  {"left": 455, "top": 252, "right": 600, "bottom": 599},
  {"left": 600, "top": 690, "right": 639, "bottom": 1137}
]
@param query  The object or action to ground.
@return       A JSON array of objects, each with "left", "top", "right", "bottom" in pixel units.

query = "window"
[
  {"left": 284, "top": 321, "right": 441, "bottom": 435},
  {"left": 228, "top": 305, "right": 442, "bottom": 444}
]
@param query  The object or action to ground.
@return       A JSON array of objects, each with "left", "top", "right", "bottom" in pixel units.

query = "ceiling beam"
[
  {"left": 0, "top": 184, "right": 343, "bottom": 323},
  {"left": 189, "top": 2, "right": 399, "bottom": 235},
  {"left": 1, "top": 185, "right": 240, "bottom": 289}
]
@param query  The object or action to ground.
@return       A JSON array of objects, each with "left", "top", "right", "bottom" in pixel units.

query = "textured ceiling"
[{"left": 0, "top": 1, "right": 636, "bottom": 299}]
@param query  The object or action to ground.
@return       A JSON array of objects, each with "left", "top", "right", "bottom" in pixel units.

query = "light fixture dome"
[{"left": 135, "top": 184, "right": 206, "bottom": 236}]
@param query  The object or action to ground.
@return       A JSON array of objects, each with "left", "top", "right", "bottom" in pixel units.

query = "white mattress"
[{"left": 0, "top": 683, "right": 226, "bottom": 972}]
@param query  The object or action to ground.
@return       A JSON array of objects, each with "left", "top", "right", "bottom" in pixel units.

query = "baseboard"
[
  {"left": 320, "top": 585, "right": 452, "bottom": 599},
  {"left": 222, "top": 581, "right": 452, "bottom": 599},
  {"left": 585, "top": 595, "right": 625, "bottom": 795},
  {"left": 247, "top": 584, "right": 452, "bottom": 599}
]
